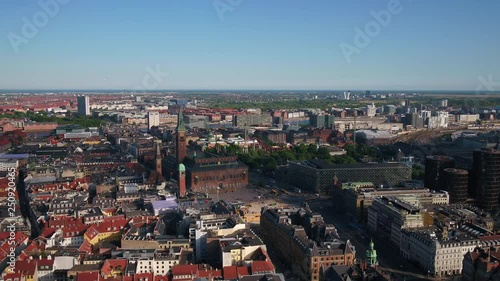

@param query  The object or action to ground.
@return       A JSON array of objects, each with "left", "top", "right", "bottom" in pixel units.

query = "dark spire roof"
[{"left": 177, "top": 108, "right": 186, "bottom": 132}]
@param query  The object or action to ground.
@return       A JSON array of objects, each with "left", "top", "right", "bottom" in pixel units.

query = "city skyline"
[{"left": 1, "top": 0, "right": 500, "bottom": 91}]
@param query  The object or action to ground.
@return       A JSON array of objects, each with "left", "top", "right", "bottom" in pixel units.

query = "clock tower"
[
  {"left": 176, "top": 108, "right": 187, "bottom": 164},
  {"left": 155, "top": 141, "right": 162, "bottom": 176},
  {"left": 178, "top": 163, "right": 186, "bottom": 197}
]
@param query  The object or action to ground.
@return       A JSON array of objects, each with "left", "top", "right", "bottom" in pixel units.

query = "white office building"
[
  {"left": 77, "top": 95, "right": 90, "bottom": 116},
  {"left": 147, "top": 111, "right": 160, "bottom": 129}
]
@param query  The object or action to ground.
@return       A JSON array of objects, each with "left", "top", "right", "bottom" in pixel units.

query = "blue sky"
[{"left": 0, "top": 0, "right": 499, "bottom": 91}]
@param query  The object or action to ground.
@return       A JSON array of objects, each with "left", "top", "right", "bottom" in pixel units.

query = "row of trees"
[
  {"left": 207, "top": 98, "right": 364, "bottom": 111},
  {"left": 204, "top": 143, "right": 380, "bottom": 173},
  {"left": 0, "top": 111, "right": 105, "bottom": 127}
]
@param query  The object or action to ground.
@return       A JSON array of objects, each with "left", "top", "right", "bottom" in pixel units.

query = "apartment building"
[
  {"left": 400, "top": 227, "right": 479, "bottom": 277},
  {"left": 260, "top": 208, "right": 355, "bottom": 281},
  {"left": 368, "top": 196, "right": 425, "bottom": 246}
]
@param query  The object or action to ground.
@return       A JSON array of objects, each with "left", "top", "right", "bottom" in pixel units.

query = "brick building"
[
  {"left": 462, "top": 247, "right": 500, "bottom": 281},
  {"left": 185, "top": 155, "right": 248, "bottom": 193},
  {"left": 260, "top": 208, "right": 355, "bottom": 281},
  {"left": 23, "top": 122, "right": 58, "bottom": 132},
  {"left": 254, "top": 130, "right": 287, "bottom": 145},
  {"left": 163, "top": 109, "right": 248, "bottom": 195}
]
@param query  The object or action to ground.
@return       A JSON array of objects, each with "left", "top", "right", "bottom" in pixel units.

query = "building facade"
[
  {"left": 176, "top": 109, "right": 187, "bottom": 164},
  {"left": 342, "top": 186, "right": 448, "bottom": 222},
  {"left": 473, "top": 148, "right": 500, "bottom": 211},
  {"left": 279, "top": 159, "right": 412, "bottom": 194},
  {"left": 260, "top": 208, "right": 356, "bottom": 281},
  {"left": 400, "top": 229, "right": 479, "bottom": 277},
  {"left": 77, "top": 95, "right": 90, "bottom": 116},
  {"left": 147, "top": 111, "right": 160, "bottom": 129},
  {"left": 185, "top": 156, "right": 248, "bottom": 194},
  {"left": 368, "top": 197, "right": 424, "bottom": 246},
  {"left": 442, "top": 168, "right": 468, "bottom": 204},
  {"left": 233, "top": 114, "right": 272, "bottom": 127},
  {"left": 424, "top": 156, "right": 455, "bottom": 191}
]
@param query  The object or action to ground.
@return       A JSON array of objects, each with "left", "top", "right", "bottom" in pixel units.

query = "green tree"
[
  {"left": 317, "top": 147, "right": 331, "bottom": 160},
  {"left": 262, "top": 157, "right": 277, "bottom": 172},
  {"left": 412, "top": 166, "right": 425, "bottom": 180}
]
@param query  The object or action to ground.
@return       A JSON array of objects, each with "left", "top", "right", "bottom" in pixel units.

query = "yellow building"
[{"left": 84, "top": 217, "right": 130, "bottom": 246}]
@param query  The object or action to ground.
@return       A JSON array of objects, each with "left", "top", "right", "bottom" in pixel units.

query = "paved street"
[
  {"left": 307, "top": 200, "right": 461, "bottom": 281},
  {"left": 253, "top": 173, "right": 465, "bottom": 280},
  {"left": 212, "top": 172, "right": 462, "bottom": 281}
]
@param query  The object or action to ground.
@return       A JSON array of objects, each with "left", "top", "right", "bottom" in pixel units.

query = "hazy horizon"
[{"left": 1, "top": 89, "right": 498, "bottom": 95}]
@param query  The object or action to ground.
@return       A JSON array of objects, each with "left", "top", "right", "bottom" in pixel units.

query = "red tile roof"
[
  {"left": 134, "top": 272, "right": 154, "bottom": 280},
  {"left": 237, "top": 266, "right": 250, "bottom": 277},
  {"left": 0, "top": 232, "right": 29, "bottom": 244},
  {"left": 223, "top": 266, "right": 238, "bottom": 279},
  {"left": 11, "top": 260, "right": 36, "bottom": 275},
  {"left": 63, "top": 225, "right": 91, "bottom": 238},
  {"left": 479, "top": 235, "right": 500, "bottom": 241},
  {"left": 3, "top": 273, "right": 22, "bottom": 281},
  {"left": 37, "top": 258, "right": 54, "bottom": 270},
  {"left": 101, "top": 259, "right": 128, "bottom": 276},
  {"left": 84, "top": 218, "right": 129, "bottom": 240},
  {"left": 0, "top": 231, "right": 29, "bottom": 261},
  {"left": 251, "top": 260, "right": 275, "bottom": 274},
  {"left": 0, "top": 232, "right": 11, "bottom": 241},
  {"left": 47, "top": 216, "right": 85, "bottom": 228},
  {"left": 76, "top": 271, "right": 99, "bottom": 281},
  {"left": 41, "top": 228, "right": 57, "bottom": 238},
  {"left": 197, "top": 269, "right": 222, "bottom": 278},
  {"left": 19, "top": 240, "right": 46, "bottom": 259},
  {"left": 79, "top": 239, "right": 93, "bottom": 254},
  {"left": 171, "top": 264, "right": 198, "bottom": 276}
]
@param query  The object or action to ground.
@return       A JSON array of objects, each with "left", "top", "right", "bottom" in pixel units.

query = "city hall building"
[{"left": 162, "top": 109, "right": 248, "bottom": 195}]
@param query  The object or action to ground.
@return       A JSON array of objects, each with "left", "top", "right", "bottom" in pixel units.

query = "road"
[
  {"left": 242, "top": 167, "right": 466, "bottom": 281},
  {"left": 307, "top": 199, "right": 464, "bottom": 281}
]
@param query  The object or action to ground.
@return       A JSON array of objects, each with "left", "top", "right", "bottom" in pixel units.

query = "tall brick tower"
[
  {"left": 178, "top": 163, "right": 186, "bottom": 197},
  {"left": 155, "top": 141, "right": 162, "bottom": 176},
  {"left": 176, "top": 108, "right": 187, "bottom": 164}
]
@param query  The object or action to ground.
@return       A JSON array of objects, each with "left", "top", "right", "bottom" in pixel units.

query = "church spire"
[{"left": 177, "top": 107, "right": 186, "bottom": 131}]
